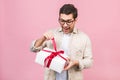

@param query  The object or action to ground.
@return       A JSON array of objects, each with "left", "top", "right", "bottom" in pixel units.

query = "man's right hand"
[
  {"left": 43, "top": 31, "right": 54, "bottom": 40},
  {"left": 33, "top": 31, "right": 54, "bottom": 50}
]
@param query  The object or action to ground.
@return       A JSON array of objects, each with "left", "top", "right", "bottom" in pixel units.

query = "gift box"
[{"left": 35, "top": 38, "right": 68, "bottom": 73}]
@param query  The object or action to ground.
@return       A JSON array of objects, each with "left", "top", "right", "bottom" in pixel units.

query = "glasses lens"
[{"left": 59, "top": 19, "right": 74, "bottom": 25}]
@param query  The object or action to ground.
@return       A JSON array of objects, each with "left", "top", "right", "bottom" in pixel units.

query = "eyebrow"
[{"left": 59, "top": 18, "right": 74, "bottom": 21}]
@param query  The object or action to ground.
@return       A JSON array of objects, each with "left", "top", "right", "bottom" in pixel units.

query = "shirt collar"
[{"left": 58, "top": 27, "right": 78, "bottom": 34}]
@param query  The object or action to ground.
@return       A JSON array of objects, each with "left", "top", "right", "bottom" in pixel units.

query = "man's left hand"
[{"left": 64, "top": 60, "right": 79, "bottom": 70}]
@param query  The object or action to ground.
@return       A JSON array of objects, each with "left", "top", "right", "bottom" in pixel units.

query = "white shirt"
[{"left": 56, "top": 33, "right": 71, "bottom": 80}]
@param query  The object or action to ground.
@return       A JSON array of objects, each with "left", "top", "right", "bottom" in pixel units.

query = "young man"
[{"left": 31, "top": 4, "right": 93, "bottom": 80}]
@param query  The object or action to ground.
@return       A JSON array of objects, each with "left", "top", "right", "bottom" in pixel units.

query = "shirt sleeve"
[
  {"left": 78, "top": 36, "right": 93, "bottom": 70},
  {"left": 30, "top": 40, "right": 46, "bottom": 52}
]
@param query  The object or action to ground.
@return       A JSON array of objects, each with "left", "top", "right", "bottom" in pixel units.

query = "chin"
[
  {"left": 64, "top": 31, "right": 70, "bottom": 34},
  {"left": 63, "top": 29, "right": 71, "bottom": 34}
]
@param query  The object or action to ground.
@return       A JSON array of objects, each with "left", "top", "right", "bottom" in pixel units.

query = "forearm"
[
  {"left": 34, "top": 36, "right": 46, "bottom": 48},
  {"left": 31, "top": 30, "right": 54, "bottom": 52},
  {"left": 30, "top": 36, "right": 46, "bottom": 52}
]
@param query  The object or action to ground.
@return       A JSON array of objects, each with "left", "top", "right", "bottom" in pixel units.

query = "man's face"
[{"left": 59, "top": 13, "right": 76, "bottom": 34}]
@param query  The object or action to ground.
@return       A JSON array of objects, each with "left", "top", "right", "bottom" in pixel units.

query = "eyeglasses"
[{"left": 59, "top": 19, "right": 75, "bottom": 26}]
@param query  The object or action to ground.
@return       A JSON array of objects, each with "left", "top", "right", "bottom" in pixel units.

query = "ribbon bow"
[{"left": 43, "top": 38, "right": 67, "bottom": 68}]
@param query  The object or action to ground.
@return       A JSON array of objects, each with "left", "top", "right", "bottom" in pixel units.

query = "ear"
[
  {"left": 74, "top": 18, "right": 78, "bottom": 22},
  {"left": 74, "top": 18, "right": 78, "bottom": 23}
]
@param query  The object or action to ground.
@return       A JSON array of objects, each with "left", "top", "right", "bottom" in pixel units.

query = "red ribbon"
[{"left": 43, "top": 38, "right": 67, "bottom": 68}]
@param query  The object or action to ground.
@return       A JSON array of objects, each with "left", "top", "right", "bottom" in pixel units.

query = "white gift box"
[{"left": 35, "top": 47, "right": 68, "bottom": 73}]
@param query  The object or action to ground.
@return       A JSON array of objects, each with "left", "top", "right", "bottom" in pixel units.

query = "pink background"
[{"left": 0, "top": 0, "right": 120, "bottom": 80}]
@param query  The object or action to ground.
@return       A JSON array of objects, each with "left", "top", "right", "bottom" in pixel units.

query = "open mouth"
[{"left": 63, "top": 27, "right": 70, "bottom": 32}]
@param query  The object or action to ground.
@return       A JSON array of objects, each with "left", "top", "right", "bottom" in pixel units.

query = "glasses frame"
[{"left": 58, "top": 19, "right": 75, "bottom": 26}]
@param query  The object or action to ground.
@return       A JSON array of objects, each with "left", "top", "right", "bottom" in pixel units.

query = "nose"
[{"left": 63, "top": 22, "right": 68, "bottom": 26}]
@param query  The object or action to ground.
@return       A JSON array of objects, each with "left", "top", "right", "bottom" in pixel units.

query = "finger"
[
  {"left": 44, "top": 32, "right": 54, "bottom": 40},
  {"left": 44, "top": 33, "right": 51, "bottom": 40},
  {"left": 66, "top": 58, "right": 70, "bottom": 61},
  {"left": 49, "top": 34, "right": 53, "bottom": 39},
  {"left": 64, "top": 62, "right": 71, "bottom": 70},
  {"left": 64, "top": 65, "right": 70, "bottom": 70},
  {"left": 44, "top": 34, "right": 49, "bottom": 40}
]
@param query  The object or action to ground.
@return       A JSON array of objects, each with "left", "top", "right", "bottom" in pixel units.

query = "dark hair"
[{"left": 59, "top": 4, "right": 78, "bottom": 19}]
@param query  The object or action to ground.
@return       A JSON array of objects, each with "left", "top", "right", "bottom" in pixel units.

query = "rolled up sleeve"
[{"left": 30, "top": 40, "right": 46, "bottom": 52}]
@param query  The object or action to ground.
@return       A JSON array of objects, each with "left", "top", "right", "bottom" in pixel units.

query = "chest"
[{"left": 55, "top": 34, "right": 87, "bottom": 59}]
